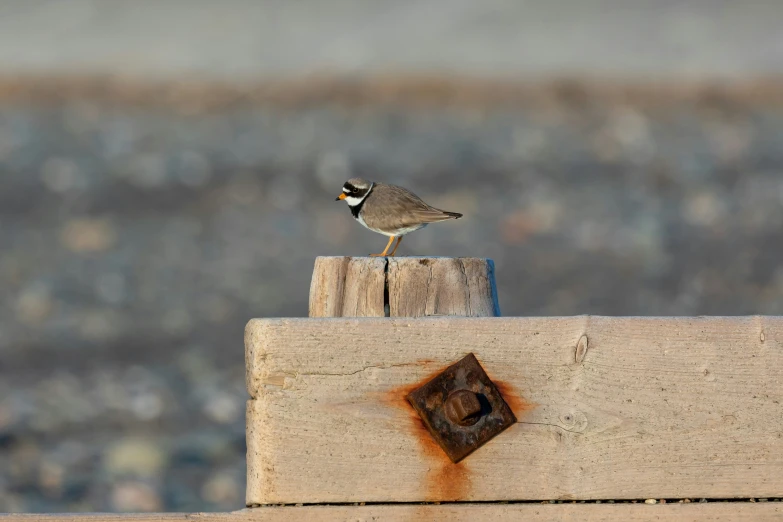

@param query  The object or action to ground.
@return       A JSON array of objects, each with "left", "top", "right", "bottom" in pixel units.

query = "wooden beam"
[
  {"left": 244, "top": 316, "right": 783, "bottom": 504},
  {"left": 2, "top": 503, "right": 782, "bottom": 521}
]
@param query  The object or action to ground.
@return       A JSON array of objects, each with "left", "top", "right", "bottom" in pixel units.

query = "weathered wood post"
[{"left": 309, "top": 256, "right": 500, "bottom": 317}]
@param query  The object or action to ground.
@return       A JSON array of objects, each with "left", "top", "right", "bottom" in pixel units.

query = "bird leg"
[
  {"left": 370, "top": 236, "right": 395, "bottom": 257},
  {"left": 389, "top": 236, "right": 403, "bottom": 257}
]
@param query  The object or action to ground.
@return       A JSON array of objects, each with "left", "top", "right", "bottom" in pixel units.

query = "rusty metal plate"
[{"left": 406, "top": 353, "right": 517, "bottom": 463}]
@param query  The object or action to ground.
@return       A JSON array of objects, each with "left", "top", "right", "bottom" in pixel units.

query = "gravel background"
[
  {"left": 1, "top": 87, "right": 782, "bottom": 512},
  {"left": 2, "top": 0, "right": 783, "bottom": 514}
]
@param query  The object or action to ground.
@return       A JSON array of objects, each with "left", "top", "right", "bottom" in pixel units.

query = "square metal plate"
[{"left": 406, "top": 353, "right": 517, "bottom": 463}]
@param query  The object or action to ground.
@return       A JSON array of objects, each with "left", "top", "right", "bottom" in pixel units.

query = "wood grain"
[
  {"left": 309, "top": 256, "right": 387, "bottom": 317},
  {"left": 307, "top": 257, "right": 499, "bottom": 318},
  {"left": 387, "top": 257, "right": 500, "bottom": 317},
  {"left": 308, "top": 256, "right": 351, "bottom": 317},
  {"left": 244, "top": 316, "right": 783, "bottom": 504},
  {"left": 339, "top": 257, "right": 387, "bottom": 317},
  {"left": 2, "top": 503, "right": 782, "bottom": 522}
]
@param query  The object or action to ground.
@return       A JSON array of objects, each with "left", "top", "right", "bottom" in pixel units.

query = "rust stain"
[
  {"left": 378, "top": 359, "right": 537, "bottom": 501},
  {"left": 493, "top": 379, "right": 536, "bottom": 418},
  {"left": 381, "top": 360, "right": 473, "bottom": 501},
  {"left": 430, "top": 459, "right": 472, "bottom": 501}
]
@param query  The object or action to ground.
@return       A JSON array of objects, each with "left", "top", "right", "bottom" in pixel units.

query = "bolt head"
[
  {"left": 445, "top": 389, "right": 482, "bottom": 426},
  {"left": 406, "top": 353, "right": 518, "bottom": 463}
]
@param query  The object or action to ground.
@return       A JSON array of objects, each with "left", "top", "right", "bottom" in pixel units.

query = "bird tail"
[{"left": 418, "top": 209, "right": 463, "bottom": 223}]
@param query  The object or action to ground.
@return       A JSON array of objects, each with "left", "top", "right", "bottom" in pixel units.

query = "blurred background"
[{"left": 1, "top": 0, "right": 783, "bottom": 513}]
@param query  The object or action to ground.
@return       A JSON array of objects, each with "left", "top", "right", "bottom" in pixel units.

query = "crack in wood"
[
  {"left": 294, "top": 362, "right": 426, "bottom": 378},
  {"left": 518, "top": 420, "right": 586, "bottom": 434},
  {"left": 458, "top": 259, "right": 471, "bottom": 316}
]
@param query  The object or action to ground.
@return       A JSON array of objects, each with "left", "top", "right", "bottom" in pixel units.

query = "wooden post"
[{"left": 308, "top": 256, "right": 500, "bottom": 318}]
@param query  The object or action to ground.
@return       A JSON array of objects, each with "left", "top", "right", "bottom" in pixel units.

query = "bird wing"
[{"left": 363, "top": 183, "right": 460, "bottom": 231}]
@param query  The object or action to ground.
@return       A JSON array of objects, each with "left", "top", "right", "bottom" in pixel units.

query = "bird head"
[{"left": 336, "top": 178, "right": 373, "bottom": 205}]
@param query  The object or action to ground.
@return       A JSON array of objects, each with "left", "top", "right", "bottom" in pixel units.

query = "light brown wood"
[
  {"left": 308, "top": 256, "right": 351, "bottom": 318},
  {"left": 308, "top": 256, "right": 386, "bottom": 317},
  {"left": 5, "top": 503, "right": 782, "bottom": 521},
  {"left": 244, "top": 316, "right": 783, "bottom": 504},
  {"left": 307, "top": 256, "right": 500, "bottom": 318},
  {"left": 387, "top": 257, "right": 500, "bottom": 317},
  {"left": 339, "top": 257, "right": 387, "bottom": 317}
]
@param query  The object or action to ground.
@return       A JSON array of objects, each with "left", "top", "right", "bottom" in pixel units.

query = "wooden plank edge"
[
  {"left": 2, "top": 74, "right": 783, "bottom": 110},
  {"left": 2, "top": 503, "right": 782, "bottom": 522},
  {"left": 243, "top": 314, "right": 780, "bottom": 399}
]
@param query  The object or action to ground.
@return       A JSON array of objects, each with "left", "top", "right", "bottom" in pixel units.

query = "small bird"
[{"left": 336, "top": 177, "right": 462, "bottom": 257}]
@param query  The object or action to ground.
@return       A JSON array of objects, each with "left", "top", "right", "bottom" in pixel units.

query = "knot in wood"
[{"left": 444, "top": 389, "right": 482, "bottom": 426}]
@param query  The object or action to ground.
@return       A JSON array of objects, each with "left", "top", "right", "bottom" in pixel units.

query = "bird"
[{"left": 335, "top": 177, "right": 462, "bottom": 257}]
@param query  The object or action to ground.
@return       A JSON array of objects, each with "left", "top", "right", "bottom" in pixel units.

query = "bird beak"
[{"left": 336, "top": 193, "right": 346, "bottom": 201}]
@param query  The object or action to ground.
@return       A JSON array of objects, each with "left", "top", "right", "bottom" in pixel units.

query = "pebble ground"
[{"left": 1, "top": 85, "right": 782, "bottom": 511}]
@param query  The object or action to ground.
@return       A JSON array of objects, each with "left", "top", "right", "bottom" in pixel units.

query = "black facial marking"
[
  {"left": 349, "top": 197, "right": 365, "bottom": 218},
  {"left": 343, "top": 182, "right": 364, "bottom": 197},
  {"left": 346, "top": 183, "right": 373, "bottom": 218}
]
